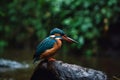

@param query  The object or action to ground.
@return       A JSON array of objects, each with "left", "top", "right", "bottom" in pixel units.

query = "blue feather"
[
  {"left": 33, "top": 36, "right": 62, "bottom": 63},
  {"left": 33, "top": 37, "right": 55, "bottom": 62}
]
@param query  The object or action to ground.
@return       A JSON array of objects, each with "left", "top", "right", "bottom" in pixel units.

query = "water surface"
[{"left": 0, "top": 50, "right": 120, "bottom": 80}]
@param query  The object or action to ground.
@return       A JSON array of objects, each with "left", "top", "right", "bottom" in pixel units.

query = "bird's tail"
[
  {"left": 33, "top": 58, "right": 45, "bottom": 64},
  {"left": 33, "top": 54, "right": 47, "bottom": 64},
  {"left": 33, "top": 58, "right": 38, "bottom": 64},
  {"left": 33, "top": 54, "right": 39, "bottom": 64}
]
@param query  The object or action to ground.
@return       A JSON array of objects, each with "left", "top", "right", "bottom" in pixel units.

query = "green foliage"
[
  {"left": 0, "top": 40, "right": 8, "bottom": 53},
  {"left": 0, "top": 0, "right": 120, "bottom": 55}
]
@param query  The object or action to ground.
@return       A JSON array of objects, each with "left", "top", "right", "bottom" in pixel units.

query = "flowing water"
[{"left": 0, "top": 50, "right": 120, "bottom": 80}]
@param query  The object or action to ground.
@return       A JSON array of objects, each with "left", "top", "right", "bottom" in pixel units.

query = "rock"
[{"left": 30, "top": 61, "right": 107, "bottom": 80}]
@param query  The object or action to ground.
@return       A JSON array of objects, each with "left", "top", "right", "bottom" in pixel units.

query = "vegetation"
[{"left": 0, "top": 0, "right": 120, "bottom": 55}]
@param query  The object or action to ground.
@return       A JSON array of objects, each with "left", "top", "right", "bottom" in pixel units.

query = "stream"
[{"left": 0, "top": 50, "right": 120, "bottom": 80}]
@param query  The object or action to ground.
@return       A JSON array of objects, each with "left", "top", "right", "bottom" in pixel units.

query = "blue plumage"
[
  {"left": 33, "top": 28, "right": 77, "bottom": 63},
  {"left": 36, "top": 37, "right": 56, "bottom": 55},
  {"left": 50, "top": 28, "right": 65, "bottom": 35},
  {"left": 33, "top": 36, "right": 62, "bottom": 63}
]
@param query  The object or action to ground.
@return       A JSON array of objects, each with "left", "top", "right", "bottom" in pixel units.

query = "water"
[{"left": 0, "top": 50, "right": 120, "bottom": 80}]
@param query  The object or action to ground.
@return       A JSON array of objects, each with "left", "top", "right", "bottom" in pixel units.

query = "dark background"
[{"left": 0, "top": 0, "right": 120, "bottom": 80}]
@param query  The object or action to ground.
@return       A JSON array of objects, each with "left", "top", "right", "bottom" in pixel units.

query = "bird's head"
[{"left": 50, "top": 28, "right": 78, "bottom": 43}]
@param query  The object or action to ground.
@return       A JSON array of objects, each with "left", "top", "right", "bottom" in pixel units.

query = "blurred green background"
[{"left": 0, "top": 0, "right": 120, "bottom": 80}]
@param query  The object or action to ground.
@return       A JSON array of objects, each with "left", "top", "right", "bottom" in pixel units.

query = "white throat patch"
[
  {"left": 50, "top": 35, "right": 61, "bottom": 39},
  {"left": 50, "top": 35, "right": 55, "bottom": 38},
  {"left": 55, "top": 37, "right": 61, "bottom": 39}
]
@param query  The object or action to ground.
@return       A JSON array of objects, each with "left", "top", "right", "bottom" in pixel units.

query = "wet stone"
[{"left": 31, "top": 61, "right": 107, "bottom": 80}]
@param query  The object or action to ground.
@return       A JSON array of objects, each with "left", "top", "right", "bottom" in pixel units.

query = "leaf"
[{"left": 0, "top": 40, "right": 8, "bottom": 47}]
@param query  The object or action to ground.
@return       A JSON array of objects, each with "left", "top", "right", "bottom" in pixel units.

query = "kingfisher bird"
[{"left": 33, "top": 28, "right": 77, "bottom": 63}]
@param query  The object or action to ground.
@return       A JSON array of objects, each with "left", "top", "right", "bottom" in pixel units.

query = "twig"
[{"left": 113, "top": 76, "right": 120, "bottom": 80}]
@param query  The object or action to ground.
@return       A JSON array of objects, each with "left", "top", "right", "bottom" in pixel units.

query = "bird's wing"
[
  {"left": 33, "top": 37, "right": 56, "bottom": 59},
  {"left": 40, "top": 38, "right": 62, "bottom": 59}
]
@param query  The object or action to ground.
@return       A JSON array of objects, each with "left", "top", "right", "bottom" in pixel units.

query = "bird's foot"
[{"left": 48, "top": 58, "right": 56, "bottom": 62}]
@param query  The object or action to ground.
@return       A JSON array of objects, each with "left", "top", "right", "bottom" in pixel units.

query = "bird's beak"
[{"left": 62, "top": 35, "right": 78, "bottom": 43}]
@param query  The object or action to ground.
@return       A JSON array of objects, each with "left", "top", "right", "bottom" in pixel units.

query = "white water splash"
[{"left": 0, "top": 58, "right": 29, "bottom": 72}]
